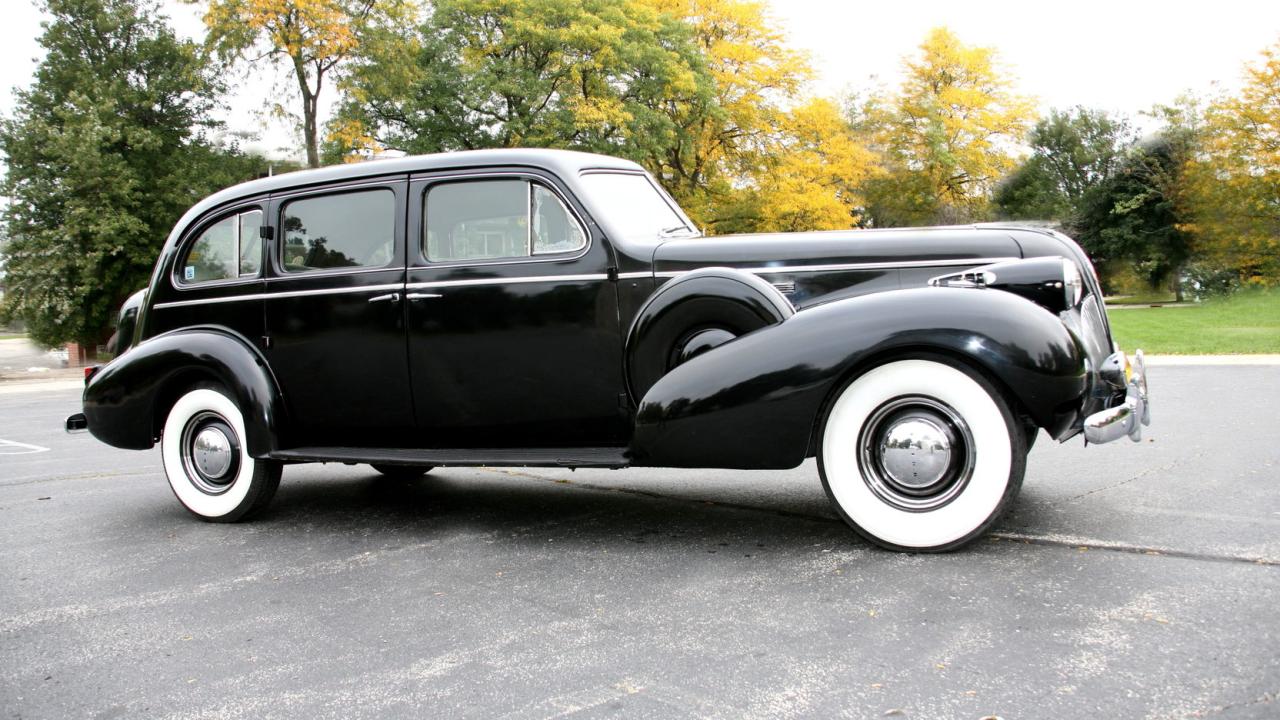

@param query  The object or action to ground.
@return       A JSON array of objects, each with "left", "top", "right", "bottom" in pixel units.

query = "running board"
[{"left": 267, "top": 446, "right": 630, "bottom": 469}]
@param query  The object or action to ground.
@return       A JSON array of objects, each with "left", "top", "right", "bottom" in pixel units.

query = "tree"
[
  {"left": 1072, "top": 134, "right": 1194, "bottom": 298},
  {"left": 195, "top": 0, "right": 416, "bottom": 168},
  {"left": 859, "top": 27, "right": 1036, "bottom": 226},
  {"left": 721, "top": 99, "right": 879, "bottom": 233},
  {"left": 332, "top": 0, "right": 834, "bottom": 233},
  {"left": 1182, "top": 43, "right": 1280, "bottom": 284},
  {"left": 0, "top": 0, "right": 267, "bottom": 348},
  {"left": 637, "top": 0, "right": 810, "bottom": 228},
  {"left": 332, "top": 0, "right": 705, "bottom": 163},
  {"left": 994, "top": 107, "right": 1133, "bottom": 221}
]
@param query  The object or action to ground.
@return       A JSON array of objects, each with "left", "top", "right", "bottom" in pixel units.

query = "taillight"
[{"left": 84, "top": 366, "right": 100, "bottom": 385}]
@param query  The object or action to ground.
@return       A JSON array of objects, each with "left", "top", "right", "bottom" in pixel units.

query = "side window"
[
  {"left": 281, "top": 189, "right": 395, "bottom": 272},
  {"left": 238, "top": 212, "right": 262, "bottom": 276},
  {"left": 178, "top": 209, "right": 263, "bottom": 285},
  {"left": 532, "top": 184, "right": 587, "bottom": 254},
  {"left": 425, "top": 179, "right": 586, "bottom": 263}
]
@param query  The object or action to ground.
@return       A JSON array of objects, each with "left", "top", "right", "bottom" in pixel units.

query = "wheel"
[
  {"left": 626, "top": 268, "right": 793, "bottom": 401},
  {"left": 818, "top": 357, "right": 1026, "bottom": 552},
  {"left": 161, "top": 386, "right": 281, "bottom": 522},
  {"left": 370, "top": 464, "right": 433, "bottom": 480}
]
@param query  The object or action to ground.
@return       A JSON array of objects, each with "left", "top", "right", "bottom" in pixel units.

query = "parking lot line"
[{"left": 0, "top": 438, "right": 51, "bottom": 455}]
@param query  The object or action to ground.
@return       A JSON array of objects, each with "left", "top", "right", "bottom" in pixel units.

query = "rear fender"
[
  {"left": 630, "top": 287, "right": 1086, "bottom": 469},
  {"left": 82, "top": 328, "right": 284, "bottom": 455}
]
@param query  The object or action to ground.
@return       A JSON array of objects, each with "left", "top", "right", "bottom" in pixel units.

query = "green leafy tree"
[
  {"left": 331, "top": 0, "right": 704, "bottom": 164},
  {"left": 0, "top": 0, "right": 267, "bottom": 348},
  {"left": 995, "top": 107, "right": 1133, "bottom": 221},
  {"left": 1072, "top": 134, "right": 1194, "bottom": 298}
]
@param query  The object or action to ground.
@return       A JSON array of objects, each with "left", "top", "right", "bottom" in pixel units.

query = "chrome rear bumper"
[{"left": 1083, "top": 349, "right": 1151, "bottom": 444}]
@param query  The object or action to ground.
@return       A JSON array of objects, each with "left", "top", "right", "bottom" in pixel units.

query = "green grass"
[
  {"left": 0, "top": 333, "right": 28, "bottom": 341},
  {"left": 1107, "top": 289, "right": 1280, "bottom": 354}
]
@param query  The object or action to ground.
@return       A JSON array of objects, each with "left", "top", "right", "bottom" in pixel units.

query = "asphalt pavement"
[{"left": 1, "top": 364, "right": 1278, "bottom": 719}]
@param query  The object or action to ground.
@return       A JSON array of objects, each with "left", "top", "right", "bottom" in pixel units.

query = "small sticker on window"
[{"left": 184, "top": 266, "right": 195, "bottom": 281}]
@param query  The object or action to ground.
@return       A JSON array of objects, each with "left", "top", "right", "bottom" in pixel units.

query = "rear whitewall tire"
[
  {"left": 818, "top": 358, "right": 1026, "bottom": 552},
  {"left": 161, "top": 387, "right": 281, "bottom": 522}
]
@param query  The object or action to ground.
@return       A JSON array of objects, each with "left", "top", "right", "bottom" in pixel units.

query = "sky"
[{"left": 2, "top": 0, "right": 1280, "bottom": 163}]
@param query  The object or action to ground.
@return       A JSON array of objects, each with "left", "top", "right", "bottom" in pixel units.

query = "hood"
[{"left": 652, "top": 227, "right": 1025, "bottom": 275}]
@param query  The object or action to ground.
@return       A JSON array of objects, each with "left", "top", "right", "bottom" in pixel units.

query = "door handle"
[
  {"left": 368, "top": 293, "right": 401, "bottom": 304},
  {"left": 405, "top": 293, "right": 442, "bottom": 300}
]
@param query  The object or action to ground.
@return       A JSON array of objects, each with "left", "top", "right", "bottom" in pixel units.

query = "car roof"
[{"left": 172, "top": 148, "right": 645, "bottom": 237}]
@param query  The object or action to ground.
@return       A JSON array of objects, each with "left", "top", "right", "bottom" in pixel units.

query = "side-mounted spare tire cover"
[{"left": 625, "top": 267, "right": 794, "bottom": 402}]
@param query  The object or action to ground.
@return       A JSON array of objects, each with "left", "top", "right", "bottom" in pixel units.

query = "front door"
[
  {"left": 264, "top": 178, "right": 414, "bottom": 448},
  {"left": 405, "top": 170, "right": 627, "bottom": 448}
]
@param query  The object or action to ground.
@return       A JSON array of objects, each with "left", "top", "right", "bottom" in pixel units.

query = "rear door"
[{"left": 263, "top": 178, "right": 413, "bottom": 448}]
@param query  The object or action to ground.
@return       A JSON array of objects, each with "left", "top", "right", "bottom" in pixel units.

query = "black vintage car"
[{"left": 67, "top": 149, "right": 1149, "bottom": 552}]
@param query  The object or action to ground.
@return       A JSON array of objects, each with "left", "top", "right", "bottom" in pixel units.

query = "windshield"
[{"left": 577, "top": 172, "right": 696, "bottom": 241}]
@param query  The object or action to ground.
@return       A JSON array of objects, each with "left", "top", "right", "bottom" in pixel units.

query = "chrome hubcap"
[
  {"left": 193, "top": 427, "right": 233, "bottom": 479},
  {"left": 180, "top": 411, "right": 240, "bottom": 495},
  {"left": 858, "top": 396, "right": 974, "bottom": 512},
  {"left": 879, "top": 416, "right": 953, "bottom": 489}
]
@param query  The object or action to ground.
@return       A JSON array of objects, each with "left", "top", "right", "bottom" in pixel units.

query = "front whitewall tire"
[
  {"left": 819, "top": 359, "right": 1026, "bottom": 551},
  {"left": 161, "top": 387, "right": 280, "bottom": 522}
]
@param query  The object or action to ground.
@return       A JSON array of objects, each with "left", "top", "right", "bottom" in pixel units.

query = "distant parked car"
[{"left": 67, "top": 149, "right": 1149, "bottom": 552}]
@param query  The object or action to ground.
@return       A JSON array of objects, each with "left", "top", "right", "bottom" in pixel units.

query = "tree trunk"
[
  {"left": 291, "top": 56, "right": 321, "bottom": 168},
  {"left": 303, "top": 92, "right": 320, "bottom": 168}
]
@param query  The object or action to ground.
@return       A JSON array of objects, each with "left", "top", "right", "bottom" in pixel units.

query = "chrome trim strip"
[
  {"left": 153, "top": 295, "right": 263, "bottom": 309},
  {"left": 152, "top": 282, "right": 405, "bottom": 309},
  {"left": 267, "top": 283, "right": 405, "bottom": 300},
  {"left": 653, "top": 257, "right": 1020, "bottom": 279},
  {"left": 265, "top": 266, "right": 400, "bottom": 281},
  {"left": 154, "top": 258, "right": 1022, "bottom": 307},
  {"left": 406, "top": 274, "right": 608, "bottom": 290},
  {"left": 615, "top": 271, "right": 652, "bottom": 280}
]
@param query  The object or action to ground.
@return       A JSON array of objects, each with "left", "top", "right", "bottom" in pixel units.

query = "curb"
[
  {"left": 0, "top": 378, "right": 84, "bottom": 395},
  {"left": 1142, "top": 354, "right": 1280, "bottom": 366}
]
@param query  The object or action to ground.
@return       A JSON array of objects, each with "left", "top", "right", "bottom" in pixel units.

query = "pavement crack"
[
  {"left": 988, "top": 531, "right": 1280, "bottom": 566},
  {"left": 0, "top": 469, "right": 154, "bottom": 488},
  {"left": 1188, "top": 688, "right": 1278, "bottom": 717},
  {"left": 488, "top": 469, "right": 1280, "bottom": 567},
  {"left": 1062, "top": 453, "right": 1203, "bottom": 503}
]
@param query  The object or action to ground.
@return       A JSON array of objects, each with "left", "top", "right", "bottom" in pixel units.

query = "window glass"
[
  {"left": 238, "top": 210, "right": 262, "bottom": 277},
  {"left": 425, "top": 179, "right": 586, "bottom": 262},
  {"left": 281, "top": 189, "right": 395, "bottom": 272},
  {"left": 180, "top": 216, "right": 237, "bottom": 283},
  {"left": 532, "top": 184, "right": 586, "bottom": 254},
  {"left": 425, "top": 180, "right": 528, "bottom": 262},
  {"left": 577, "top": 172, "right": 691, "bottom": 240}
]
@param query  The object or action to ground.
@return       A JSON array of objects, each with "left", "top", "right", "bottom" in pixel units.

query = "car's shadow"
[
  {"left": 129, "top": 463, "right": 1072, "bottom": 556},
  {"left": 240, "top": 466, "right": 872, "bottom": 554}
]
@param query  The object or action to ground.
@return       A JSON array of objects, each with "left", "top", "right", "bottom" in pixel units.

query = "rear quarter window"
[{"left": 178, "top": 209, "right": 263, "bottom": 285}]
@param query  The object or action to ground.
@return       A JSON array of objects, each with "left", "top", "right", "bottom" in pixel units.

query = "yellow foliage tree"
[
  {"left": 640, "top": 0, "right": 812, "bottom": 228},
  {"left": 862, "top": 27, "right": 1036, "bottom": 226},
  {"left": 192, "top": 0, "right": 415, "bottom": 167},
  {"left": 1183, "top": 42, "right": 1280, "bottom": 284},
  {"left": 752, "top": 99, "right": 880, "bottom": 232}
]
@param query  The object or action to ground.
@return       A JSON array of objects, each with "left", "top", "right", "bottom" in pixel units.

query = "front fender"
[
  {"left": 630, "top": 287, "right": 1086, "bottom": 469},
  {"left": 82, "top": 328, "right": 284, "bottom": 455}
]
